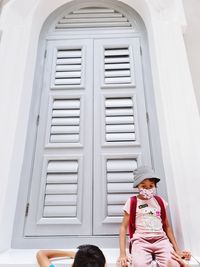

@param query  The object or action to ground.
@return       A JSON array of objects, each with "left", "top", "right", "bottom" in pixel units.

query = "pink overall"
[
  {"left": 124, "top": 197, "right": 180, "bottom": 267},
  {"left": 130, "top": 234, "right": 179, "bottom": 266}
]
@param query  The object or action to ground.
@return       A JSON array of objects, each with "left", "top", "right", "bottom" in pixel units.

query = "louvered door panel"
[
  {"left": 104, "top": 47, "right": 135, "bottom": 85},
  {"left": 25, "top": 39, "right": 93, "bottom": 236},
  {"left": 43, "top": 160, "right": 78, "bottom": 218},
  {"left": 52, "top": 48, "right": 83, "bottom": 88},
  {"left": 106, "top": 158, "right": 137, "bottom": 217},
  {"left": 93, "top": 38, "right": 152, "bottom": 234},
  {"left": 48, "top": 97, "right": 81, "bottom": 144},
  {"left": 105, "top": 97, "right": 135, "bottom": 142}
]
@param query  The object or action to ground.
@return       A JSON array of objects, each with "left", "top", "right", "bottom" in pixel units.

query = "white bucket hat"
[{"left": 133, "top": 165, "right": 160, "bottom": 188}]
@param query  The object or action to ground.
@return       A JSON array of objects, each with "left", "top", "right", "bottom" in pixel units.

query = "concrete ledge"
[
  {"left": 0, "top": 249, "right": 118, "bottom": 267},
  {"left": 0, "top": 249, "right": 199, "bottom": 267}
]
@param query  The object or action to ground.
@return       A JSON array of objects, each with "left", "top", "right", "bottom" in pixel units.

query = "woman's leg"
[
  {"left": 153, "top": 236, "right": 180, "bottom": 267},
  {"left": 131, "top": 238, "right": 153, "bottom": 267}
]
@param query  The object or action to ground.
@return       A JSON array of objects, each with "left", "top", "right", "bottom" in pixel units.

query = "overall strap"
[
  {"left": 154, "top": 195, "right": 167, "bottom": 231},
  {"left": 128, "top": 196, "right": 137, "bottom": 253}
]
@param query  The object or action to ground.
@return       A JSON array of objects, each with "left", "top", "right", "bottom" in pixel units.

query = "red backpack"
[{"left": 128, "top": 195, "right": 167, "bottom": 253}]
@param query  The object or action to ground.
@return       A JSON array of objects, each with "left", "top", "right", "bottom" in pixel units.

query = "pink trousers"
[{"left": 130, "top": 234, "right": 180, "bottom": 267}]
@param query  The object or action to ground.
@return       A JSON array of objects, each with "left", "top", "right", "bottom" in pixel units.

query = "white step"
[{"left": 0, "top": 249, "right": 199, "bottom": 267}]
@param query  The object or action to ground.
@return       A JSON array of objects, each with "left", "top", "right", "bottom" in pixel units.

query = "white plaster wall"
[
  {"left": 0, "top": 0, "right": 42, "bottom": 250},
  {"left": 182, "top": 0, "right": 200, "bottom": 113},
  {"left": 0, "top": 0, "right": 200, "bottom": 256}
]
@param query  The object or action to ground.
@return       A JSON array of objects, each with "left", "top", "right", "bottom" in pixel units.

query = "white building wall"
[
  {"left": 182, "top": 0, "right": 200, "bottom": 113},
  {"left": 0, "top": 0, "right": 200, "bottom": 256}
]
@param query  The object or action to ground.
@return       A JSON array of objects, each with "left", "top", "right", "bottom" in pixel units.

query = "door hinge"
[
  {"left": 44, "top": 49, "right": 47, "bottom": 58},
  {"left": 25, "top": 203, "right": 29, "bottom": 217},
  {"left": 146, "top": 112, "right": 149, "bottom": 123},
  {"left": 36, "top": 114, "right": 40, "bottom": 126},
  {"left": 140, "top": 46, "right": 142, "bottom": 56}
]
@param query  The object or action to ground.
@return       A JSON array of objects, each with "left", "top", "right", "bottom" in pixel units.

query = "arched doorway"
[{"left": 13, "top": 0, "right": 164, "bottom": 247}]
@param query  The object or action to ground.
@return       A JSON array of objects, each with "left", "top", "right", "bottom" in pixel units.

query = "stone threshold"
[{"left": 0, "top": 249, "right": 199, "bottom": 267}]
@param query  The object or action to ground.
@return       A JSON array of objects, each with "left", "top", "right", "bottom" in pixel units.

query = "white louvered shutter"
[
  {"left": 55, "top": 7, "right": 133, "bottom": 30},
  {"left": 25, "top": 39, "right": 93, "bottom": 236},
  {"left": 93, "top": 38, "right": 152, "bottom": 234},
  {"left": 53, "top": 48, "right": 83, "bottom": 87},
  {"left": 50, "top": 98, "right": 81, "bottom": 143},
  {"left": 105, "top": 97, "right": 135, "bottom": 142}
]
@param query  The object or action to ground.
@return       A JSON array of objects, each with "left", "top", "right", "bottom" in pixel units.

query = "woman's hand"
[
  {"left": 176, "top": 250, "right": 191, "bottom": 260},
  {"left": 171, "top": 251, "right": 189, "bottom": 267},
  {"left": 181, "top": 250, "right": 191, "bottom": 260},
  {"left": 117, "top": 255, "right": 130, "bottom": 267}
]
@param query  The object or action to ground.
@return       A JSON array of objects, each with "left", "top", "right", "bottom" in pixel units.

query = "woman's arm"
[
  {"left": 118, "top": 212, "right": 130, "bottom": 266},
  {"left": 36, "top": 250, "right": 76, "bottom": 267},
  {"left": 164, "top": 218, "right": 191, "bottom": 260},
  {"left": 165, "top": 218, "right": 180, "bottom": 253}
]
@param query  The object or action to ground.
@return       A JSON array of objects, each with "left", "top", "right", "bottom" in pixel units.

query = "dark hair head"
[{"left": 73, "top": 244, "right": 106, "bottom": 267}]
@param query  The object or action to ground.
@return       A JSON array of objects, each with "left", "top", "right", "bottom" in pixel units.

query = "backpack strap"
[
  {"left": 154, "top": 195, "right": 167, "bottom": 232},
  {"left": 128, "top": 196, "right": 137, "bottom": 253}
]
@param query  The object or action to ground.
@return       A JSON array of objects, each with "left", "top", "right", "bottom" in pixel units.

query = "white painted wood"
[
  {"left": 55, "top": 7, "right": 133, "bottom": 30},
  {"left": 105, "top": 98, "right": 133, "bottom": 107},
  {"left": 50, "top": 98, "right": 81, "bottom": 143},
  {"left": 104, "top": 58, "right": 130, "bottom": 63},
  {"left": 51, "top": 118, "right": 80, "bottom": 125},
  {"left": 52, "top": 110, "right": 80, "bottom": 117},
  {"left": 14, "top": 9, "right": 152, "bottom": 241},
  {"left": 46, "top": 173, "right": 78, "bottom": 183},
  {"left": 107, "top": 183, "right": 134, "bottom": 193},
  {"left": 45, "top": 183, "right": 77, "bottom": 194},
  {"left": 106, "top": 108, "right": 133, "bottom": 116},
  {"left": 53, "top": 48, "right": 82, "bottom": 87},
  {"left": 105, "top": 70, "right": 131, "bottom": 77},
  {"left": 105, "top": 63, "right": 131, "bottom": 69},
  {"left": 51, "top": 125, "right": 80, "bottom": 134},
  {"left": 93, "top": 37, "right": 152, "bottom": 234},
  {"left": 106, "top": 116, "right": 134, "bottom": 124},
  {"left": 55, "top": 71, "right": 81, "bottom": 78},
  {"left": 56, "top": 58, "right": 81, "bottom": 65},
  {"left": 107, "top": 205, "right": 124, "bottom": 216},
  {"left": 43, "top": 206, "right": 77, "bottom": 217},
  {"left": 53, "top": 99, "right": 80, "bottom": 109},
  {"left": 55, "top": 65, "right": 81, "bottom": 71},
  {"left": 54, "top": 78, "right": 81, "bottom": 85},
  {"left": 64, "top": 13, "right": 123, "bottom": 19},
  {"left": 59, "top": 18, "right": 128, "bottom": 24},
  {"left": 107, "top": 172, "right": 133, "bottom": 182},
  {"left": 105, "top": 77, "right": 131, "bottom": 84},
  {"left": 73, "top": 8, "right": 115, "bottom": 14},
  {"left": 50, "top": 135, "right": 79, "bottom": 143},
  {"left": 107, "top": 159, "right": 137, "bottom": 171},
  {"left": 106, "top": 133, "right": 136, "bottom": 141},
  {"left": 45, "top": 194, "right": 77, "bottom": 206},
  {"left": 56, "top": 22, "right": 131, "bottom": 29},
  {"left": 107, "top": 194, "right": 133, "bottom": 204},
  {"left": 106, "top": 125, "right": 135, "bottom": 132},
  {"left": 57, "top": 50, "right": 82, "bottom": 58},
  {"left": 24, "top": 39, "right": 93, "bottom": 236},
  {"left": 47, "top": 160, "right": 78, "bottom": 173},
  {"left": 104, "top": 49, "right": 130, "bottom": 56}
]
